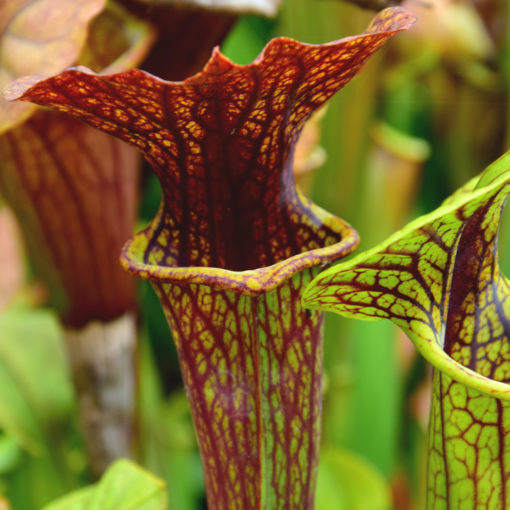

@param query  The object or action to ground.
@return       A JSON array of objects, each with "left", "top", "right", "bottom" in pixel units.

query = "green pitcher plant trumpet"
[
  {"left": 303, "top": 152, "right": 510, "bottom": 509},
  {"left": 5, "top": 7, "right": 414, "bottom": 508}
]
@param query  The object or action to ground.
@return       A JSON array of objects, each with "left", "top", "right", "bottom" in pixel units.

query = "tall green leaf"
[{"left": 0, "top": 308, "right": 72, "bottom": 453}]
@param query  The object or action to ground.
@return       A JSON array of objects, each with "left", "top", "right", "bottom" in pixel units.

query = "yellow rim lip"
[
  {"left": 121, "top": 200, "right": 359, "bottom": 295},
  {"left": 418, "top": 334, "right": 510, "bottom": 401}
]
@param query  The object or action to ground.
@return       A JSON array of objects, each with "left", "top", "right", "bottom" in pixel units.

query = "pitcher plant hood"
[
  {"left": 4, "top": 7, "right": 414, "bottom": 290},
  {"left": 303, "top": 152, "right": 510, "bottom": 508}
]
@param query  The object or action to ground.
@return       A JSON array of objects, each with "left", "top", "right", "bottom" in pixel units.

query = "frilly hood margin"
[
  {"left": 303, "top": 152, "right": 510, "bottom": 508},
  {"left": 3, "top": 8, "right": 416, "bottom": 293},
  {"left": 4, "top": 7, "right": 414, "bottom": 509}
]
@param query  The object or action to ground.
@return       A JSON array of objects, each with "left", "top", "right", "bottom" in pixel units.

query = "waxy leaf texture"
[
  {"left": 303, "top": 153, "right": 510, "bottom": 508},
  {"left": 6, "top": 7, "right": 414, "bottom": 509}
]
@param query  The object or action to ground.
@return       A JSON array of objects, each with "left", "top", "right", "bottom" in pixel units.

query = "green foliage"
[
  {"left": 0, "top": 309, "right": 72, "bottom": 454},
  {"left": 315, "top": 447, "right": 390, "bottom": 510},
  {"left": 0, "top": 307, "right": 79, "bottom": 507},
  {"left": 43, "top": 460, "right": 167, "bottom": 510}
]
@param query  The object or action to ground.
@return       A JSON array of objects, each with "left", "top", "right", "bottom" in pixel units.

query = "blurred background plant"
[{"left": 0, "top": 0, "right": 508, "bottom": 508}]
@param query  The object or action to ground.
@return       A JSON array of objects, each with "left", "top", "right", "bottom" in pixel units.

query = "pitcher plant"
[
  {"left": 304, "top": 152, "right": 510, "bottom": 509},
  {"left": 5, "top": 7, "right": 414, "bottom": 508}
]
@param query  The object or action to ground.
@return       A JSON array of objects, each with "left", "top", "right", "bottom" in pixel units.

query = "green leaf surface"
[
  {"left": 0, "top": 434, "right": 22, "bottom": 474},
  {"left": 344, "top": 319, "right": 401, "bottom": 478},
  {"left": 315, "top": 447, "right": 390, "bottom": 510},
  {"left": 42, "top": 460, "right": 167, "bottom": 510},
  {"left": 0, "top": 308, "right": 72, "bottom": 453},
  {"left": 221, "top": 15, "right": 275, "bottom": 65}
]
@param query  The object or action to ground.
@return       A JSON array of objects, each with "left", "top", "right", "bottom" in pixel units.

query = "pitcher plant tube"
[
  {"left": 303, "top": 152, "right": 510, "bottom": 509},
  {"left": 0, "top": 0, "right": 155, "bottom": 475},
  {"left": 5, "top": 7, "right": 414, "bottom": 509}
]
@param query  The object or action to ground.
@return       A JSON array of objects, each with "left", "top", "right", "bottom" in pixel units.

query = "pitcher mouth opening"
[
  {"left": 121, "top": 198, "right": 359, "bottom": 295},
  {"left": 410, "top": 332, "right": 510, "bottom": 402},
  {"left": 302, "top": 166, "right": 510, "bottom": 401}
]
